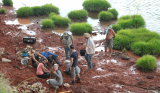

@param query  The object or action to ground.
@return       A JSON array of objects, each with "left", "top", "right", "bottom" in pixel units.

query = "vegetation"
[
  {"left": 113, "top": 28, "right": 160, "bottom": 56},
  {"left": 41, "top": 19, "right": 54, "bottom": 28},
  {"left": 0, "top": 8, "right": 6, "bottom": 14},
  {"left": 49, "top": 12, "right": 56, "bottom": 19},
  {"left": 16, "top": 6, "right": 33, "bottom": 17},
  {"left": 108, "top": 8, "right": 118, "bottom": 18},
  {"left": 68, "top": 9, "right": 88, "bottom": 20},
  {"left": 0, "top": 74, "right": 13, "bottom": 93},
  {"left": 41, "top": 4, "right": 59, "bottom": 15},
  {"left": 122, "top": 48, "right": 127, "bottom": 53},
  {"left": 2, "top": 0, "right": 13, "bottom": 6},
  {"left": 98, "top": 11, "right": 113, "bottom": 21},
  {"left": 112, "top": 24, "right": 122, "bottom": 33},
  {"left": 136, "top": 55, "right": 157, "bottom": 71},
  {"left": 82, "top": 0, "right": 111, "bottom": 12},
  {"left": 31, "top": 6, "right": 43, "bottom": 16},
  {"left": 70, "top": 23, "right": 93, "bottom": 35},
  {"left": 50, "top": 15, "right": 71, "bottom": 27}
]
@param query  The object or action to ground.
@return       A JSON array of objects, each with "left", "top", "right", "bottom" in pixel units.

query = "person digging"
[{"left": 105, "top": 25, "right": 116, "bottom": 57}]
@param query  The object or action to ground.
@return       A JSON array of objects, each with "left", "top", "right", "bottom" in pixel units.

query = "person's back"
[
  {"left": 36, "top": 63, "right": 43, "bottom": 75},
  {"left": 70, "top": 51, "right": 78, "bottom": 67},
  {"left": 55, "top": 70, "right": 63, "bottom": 85}
]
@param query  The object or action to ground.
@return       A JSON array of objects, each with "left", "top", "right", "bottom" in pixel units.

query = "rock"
[
  {"left": 2, "top": 58, "right": 11, "bottom": 62},
  {"left": 137, "top": 80, "right": 144, "bottom": 85},
  {"left": 121, "top": 54, "right": 130, "bottom": 60},
  {"left": 28, "top": 65, "right": 33, "bottom": 68},
  {"left": 146, "top": 75, "right": 154, "bottom": 79}
]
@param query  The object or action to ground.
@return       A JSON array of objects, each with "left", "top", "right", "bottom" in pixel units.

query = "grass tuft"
[
  {"left": 0, "top": 8, "right": 6, "bottom": 14},
  {"left": 68, "top": 9, "right": 88, "bottom": 20},
  {"left": 41, "top": 19, "right": 54, "bottom": 28},
  {"left": 107, "top": 8, "right": 118, "bottom": 18},
  {"left": 2, "top": 0, "right": 13, "bottom": 6},
  {"left": 16, "top": 6, "right": 33, "bottom": 17},
  {"left": 98, "top": 11, "right": 113, "bottom": 21}
]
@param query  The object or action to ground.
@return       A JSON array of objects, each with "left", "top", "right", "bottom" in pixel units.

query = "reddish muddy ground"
[{"left": 1, "top": 6, "right": 160, "bottom": 93}]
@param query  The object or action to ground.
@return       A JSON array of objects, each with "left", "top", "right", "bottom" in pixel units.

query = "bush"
[
  {"left": 0, "top": 8, "right": 6, "bottom": 14},
  {"left": 68, "top": 9, "right": 88, "bottom": 20},
  {"left": 98, "top": 11, "right": 113, "bottom": 21},
  {"left": 16, "top": 7, "right": 33, "bottom": 17},
  {"left": 49, "top": 12, "right": 56, "bottom": 19},
  {"left": 2, "top": 0, "right": 13, "bottom": 6},
  {"left": 41, "top": 4, "right": 59, "bottom": 15},
  {"left": 0, "top": 74, "right": 13, "bottom": 93},
  {"left": 108, "top": 8, "right": 118, "bottom": 18},
  {"left": 41, "top": 19, "right": 54, "bottom": 28},
  {"left": 117, "top": 15, "right": 145, "bottom": 29},
  {"left": 113, "top": 28, "right": 160, "bottom": 56},
  {"left": 82, "top": 0, "right": 111, "bottom": 12},
  {"left": 112, "top": 24, "right": 122, "bottom": 33},
  {"left": 31, "top": 6, "right": 43, "bottom": 16},
  {"left": 136, "top": 55, "right": 157, "bottom": 71},
  {"left": 70, "top": 23, "right": 93, "bottom": 35},
  {"left": 122, "top": 48, "right": 127, "bottom": 53},
  {"left": 50, "top": 15, "right": 71, "bottom": 27}
]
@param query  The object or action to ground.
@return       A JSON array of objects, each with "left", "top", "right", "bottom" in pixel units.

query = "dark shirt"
[
  {"left": 70, "top": 51, "right": 78, "bottom": 67},
  {"left": 31, "top": 54, "right": 39, "bottom": 65}
]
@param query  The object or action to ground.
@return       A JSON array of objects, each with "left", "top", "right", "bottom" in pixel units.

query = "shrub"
[
  {"left": 117, "top": 15, "right": 145, "bottom": 29},
  {"left": 31, "top": 6, "right": 43, "bottom": 16},
  {"left": 16, "top": 7, "right": 33, "bottom": 17},
  {"left": 0, "top": 74, "right": 13, "bottom": 93},
  {"left": 108, "top": 8, "right": 118, "bottom": 18},
  {"left": 136, "top": 55, "right": 157, "bottom": 71},
  {"left": 41, "top": 4, "right": 59, "bottom": 15},
  {"left": 50, "top": 15, "right": 71, "bottom": 27},
  {"left": 49, "top": 12, "right": 55, "bottom": 19},
  {"left": 122, "top": 48, "right": 127, "bottom": 53},
  {"left": 82, "top": 0, "right": 111, "bottom": 12},
  {"left": 2, "top": 0, "right": 13, "bottom": 6},
  {"left": 112, "top": 24, "right": 122, "bottom": 33},
  {"left": 113, "top": 28, "right": 160, "bottom": 56},
  {"left": 41, "top": 19, "right": 54, "bottom": 28},
  {"left": 0, "top": 8, "right": 6, "bottom": 14},
  {"left": 70, "top": 23, "right": 93, "bottom": 35},
  {"left": 68, "top": 9, "right": 88, "bottom": 20},
  {"left": 98, "top": 11, "right": 113, "bottom": 21}
]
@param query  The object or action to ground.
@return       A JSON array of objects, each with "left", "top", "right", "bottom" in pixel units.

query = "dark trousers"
[
  {"left": 47, "top": 55, "right": 60, "bottom": 66},
  {"left": 37, "top": 73, "right": 50, "bottom": 79}
]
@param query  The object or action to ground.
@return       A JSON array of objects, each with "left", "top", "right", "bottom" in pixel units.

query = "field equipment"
[{"left": 23, "top": 36, "right": 36, "bottom": 44}]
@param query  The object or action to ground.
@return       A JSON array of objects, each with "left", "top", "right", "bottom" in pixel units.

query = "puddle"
[
  {"left": 5, "top": 18, "right": 31, "bottom": 25},
  {"left": 23, "top": 30, "right": 36, "bottom": 35},
  {"left": 37, "top": 38, "right": 43, "bottom": 43},
  {"left": 123, "top": 64, "right": 137, "bottom": 75},
  {"left": 96, "top": 68, "right": 105, "bottom": 71},
  {"left": 92, "top": 72, "right": 116, "bottom": 78}
]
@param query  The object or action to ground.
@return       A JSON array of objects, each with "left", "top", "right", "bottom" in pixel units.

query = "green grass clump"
[
  {"left": 41, "top": 19, "right": 54, "bottom": 28},
  {"left": 136, "top": 55, "right": 157, "bottom": 71},
  {"left": 0, "top": 74, "right": 13, "bottom": 93},
  {"left": 41, "top": 4, "right": 59, "bottom": 15},
  {"left": 82, "top": 0, "right": 111, "bottom": 12},
  {"left": 49, "top": 12, "right": 56, "bottom": 18},
  {"left": 108, "top": 8, "right": 118, "bottom": 18},
  {"left": 31, "top": 6, "right": 43, "bottom": 16},
  {"left": 50, "top": 15, "right": 71, "bottom": 27},
  {"left": 2, "top": 0, "right": 13, "bottom": 6},
  {"left": 122, "top": 48, "right": 127, "bottom": 53},
  {"left": 16, "top": 7, "right": 33, "bottom": 17},
  {"left": 112, "top": 24, "right": 122, "bottom": 33},
  {"left": 0, "top": 8, "right": 6, "bottom": 14},
  {"left": 117, "top": 15, "right": 145, "bottom": 29},
  {"left": 113, "top": 28, "right": 160, "bottom": 56},
  {"left": 70, "top": 23, "right": 93, "bottom": 35},
  {"left": 98, "top": 11, "right": 113, "bottom": 21},
  {"left": 68, "top": 9, "right": 88, "bottom": 20}
]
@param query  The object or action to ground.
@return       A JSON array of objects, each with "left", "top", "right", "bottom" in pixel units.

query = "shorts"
[
  {"left": 105, "top": 38, "right": 113, "bottom": 49},
  {"left": 71, "top": 66, "right": 80, "bottom": 77}
]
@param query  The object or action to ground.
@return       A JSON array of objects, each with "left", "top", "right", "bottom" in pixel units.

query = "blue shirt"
[{"left": 42, "top": 51, "right": 57, "bottom": 58}]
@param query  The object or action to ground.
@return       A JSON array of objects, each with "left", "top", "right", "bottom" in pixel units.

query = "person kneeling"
[
  {"left": 46, "top": 64, "right": 63, "bottom": 89},
  {"left": 36, "top": 59, "right": 50, "bottom": 79}
]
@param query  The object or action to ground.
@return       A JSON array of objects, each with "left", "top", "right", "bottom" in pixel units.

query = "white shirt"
[{"left": 86, "top": 37, "right": 95, "bottom": 54}]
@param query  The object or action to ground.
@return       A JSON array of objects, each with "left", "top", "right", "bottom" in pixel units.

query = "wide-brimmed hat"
[
  {"left": 63, "top": 31, "right": 68, "bottom": 36},
  {"left": 83, "top": 33, "right": 90, "bottom": 38},
  {"left": 108, "top": 25, "right": 112, "bottom": 29},
  {"left": 64, "top": 60, "right": 70, "bottom": 64}
]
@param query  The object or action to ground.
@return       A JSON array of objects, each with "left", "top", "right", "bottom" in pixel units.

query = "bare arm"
[
  {"left": 72, "top": 39, "right": 74, "bottom": 45},
  {"left": 112, "top": 29, "right": 116, "bottom": 38},
  {"left": 70, "top": 57, "right": 73, "bottom": 70},
  {"left": 42, "top": 65, "right": 50, "bottom": 73},
  {"left": 31, "top": 55, "right": 39, "bottom": 64},
  {"left": 38, "top": 54, "right": 48, "bottom": 62}
]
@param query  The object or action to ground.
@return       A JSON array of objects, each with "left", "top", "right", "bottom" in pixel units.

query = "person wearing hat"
[
  {"left": 42, "top": 47, "right": 61, "bottom": 66},
  {"left": 105, "top": 25, "right": 116, "bottom": 57},
  {"left": 46, "top": 64, "right": 63, "bottom": 89},
  {"left": 60, "top": 31, "right": 74, "bottom": 60},
  {"left": 84, "top": 33, "right": 95, "bottom": 69},
  {"left": 69, "top": 45, "right": 80, "bottom": 84},
  {"left": 31, "top": 49, "right": 48, "bottom": 68}
]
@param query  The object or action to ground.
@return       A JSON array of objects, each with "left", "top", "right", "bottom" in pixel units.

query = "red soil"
[{"left": 0, "top": 6, "right": 160, "bottom": 93}]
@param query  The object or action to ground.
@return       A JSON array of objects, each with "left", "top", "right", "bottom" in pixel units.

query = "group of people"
[{"left": 30, "top": 25, "right": 115, "bottom": 89}]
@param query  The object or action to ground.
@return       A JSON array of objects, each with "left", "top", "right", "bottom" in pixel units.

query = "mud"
[{"left": 0, "top": 6, "right": 160, "bottom": 93}]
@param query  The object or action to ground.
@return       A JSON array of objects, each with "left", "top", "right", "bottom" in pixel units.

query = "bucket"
[
  {"left": 22, "top": 53, "right": 28, "bottom": 57},
  {"left": 80, "top": 50, "right": 86, "bottom": 56}
]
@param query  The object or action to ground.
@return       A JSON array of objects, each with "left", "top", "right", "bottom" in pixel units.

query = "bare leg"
[
  {"left": 105, "top": 47, "right": 108, "bottom": 56},
  {"left": 109, "top": 49, "right": 112, "bottom": 57}
]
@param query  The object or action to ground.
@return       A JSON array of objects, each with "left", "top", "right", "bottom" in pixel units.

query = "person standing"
[
  {"left": 105, "top": 25, "right": 116, "bottom": 57},
  {"left": 60, "top": 31, "right": 74, "bottom": 60},
  {"left": 69, "top": 45, "right": 80, "bottom": 84},
  {"left": 84, "top": 33, "right": 95, "bottom": 69}
]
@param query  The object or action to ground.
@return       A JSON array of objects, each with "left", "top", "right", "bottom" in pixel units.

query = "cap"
[
  {"left": 83, "top": 33, "right": 90, "bottom": 38},
  {"left": 63, "top": 31, "right": 68, "bottom": 36},
  {"left": 70, "top": 45, "right": 74, "bottom": 49}
]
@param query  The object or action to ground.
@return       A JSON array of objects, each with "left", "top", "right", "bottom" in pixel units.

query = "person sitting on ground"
[
  {"left": 42, "top": 47, "right": 61, "bottom": 66},
  {"left": 46, "top": 64, "right": 63, "bottom": 89},
  {"left": 36, "top": 59, "right": 50, "bottom": 79},
  {"left": 31, "top": 49, "right": 48, "bottom": 68},
  {"left": 60, "top": 31, "right": 74, "bottom": 60},
  {"left": 105, "top": 25, "right": 116, "bottom": 57},
  {"left": 69, "top": 45, "right": 80, "bottom": 84}
]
